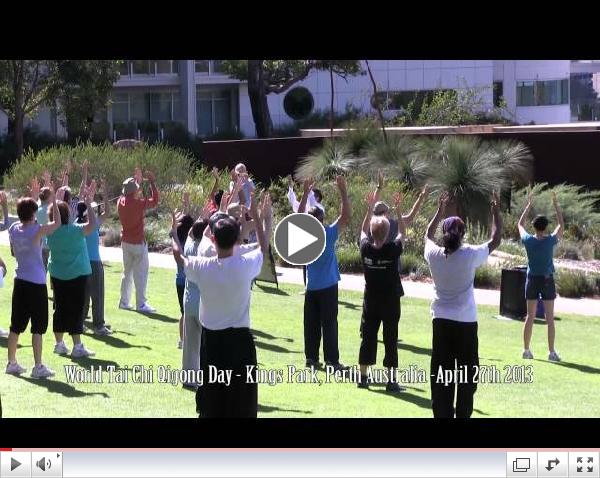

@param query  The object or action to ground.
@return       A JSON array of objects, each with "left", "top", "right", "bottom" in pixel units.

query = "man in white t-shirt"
[
  {"left": 424, "top": 192, "right": 502, "bottom": 419},
  {"left": 171, "top": 192, "right": 273, "bottom": 418},
  {"left": 287, "top": 175, "right": 325, "bottom": 214}
]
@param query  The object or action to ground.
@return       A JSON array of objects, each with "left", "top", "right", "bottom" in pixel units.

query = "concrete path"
[{"left": 0, "top": 225, "right": 598, "bottom": 318}]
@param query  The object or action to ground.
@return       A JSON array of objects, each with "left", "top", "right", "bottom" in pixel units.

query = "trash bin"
[
  {"left": 536, "top": 296, "right": 546, "bottom": 319},
  {"left": 499, "top": 266, "right": 527, "bottom": 319}
]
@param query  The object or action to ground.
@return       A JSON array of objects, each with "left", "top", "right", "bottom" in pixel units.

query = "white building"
[{"left": 1, "top": 60, "right": 597, "bottom": 140}]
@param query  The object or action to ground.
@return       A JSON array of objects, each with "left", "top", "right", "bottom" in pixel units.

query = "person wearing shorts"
[
  {"left": 518, "top": 189, "right": 564, "bottom": 362},
  {"left": 6, "top": 195, "right": 61, "bottom": 378},
  {"left": 47, "top": 192, "right": 98, "bottom": 359},
  {"left": 173, "top": 214, "right": 194, "bottom": 349}
]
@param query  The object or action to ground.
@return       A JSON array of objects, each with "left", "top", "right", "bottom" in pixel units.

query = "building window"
[
  {"left": 283, "top": 87, "right": 314, "bottom": 120},
  {"left": 111, "top": 91, "right": 181, "bottom": 124},
  {"left": 195, "top": 60, "right": 226, "bottom": 75},
  {"left": 493, "top": 81, "right": 504, "bottom": 107},
  {"left": 196, "top": 87, "right": 238, "bottom": 136},
  {"left": 120, "top": 60, "right": 179, "bottom": 76},
  {"left": 517, "top": 79, "right": 568, "bottom": 106}
]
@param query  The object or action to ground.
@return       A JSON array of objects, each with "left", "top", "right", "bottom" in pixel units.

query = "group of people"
[{"left": 0, "top": 158, "right": 566, "bottom": 419}]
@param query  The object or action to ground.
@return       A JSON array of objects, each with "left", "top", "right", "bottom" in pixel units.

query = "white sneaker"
[
  {"left": 31, "top": 364, "right": 55, "bottom": 379},
  {"left": 94, "top": 326, "right": 113, "bottom": 336},
  {"left": 119, "top": 302, "right": 134, "bottom": 310},
  {"left": 548, "top": 351, "right": 561, "bottom": 362},
  {"left": 6, "top": 362, "right": 27, "bottom": 375},
  {"left": 522, "top": 349, "right": 534, "bottom": 360},
  {"left": 0, "top": 328, "right": 9, "bottom": 338},
  {"left": 137, "top": 303, "right": 156, "bottom": 313},
  {"left": 177, "top": 340, "right": 183, "bottom": 349},
  {"left": 71, "top": 343, "right": 96, "bottom": 358},
  {"left": 54, "top": 341, "right": 70, "bottom": 355}
]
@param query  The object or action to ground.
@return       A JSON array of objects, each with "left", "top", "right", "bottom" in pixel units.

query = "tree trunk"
[
  {"left": 329, "top": 66, "right": 334, "bottom": 139},
  {"left": 365, "top": 60, "right": 387, "bottom": 144},
  {"left": 14, "top": 103, "right": 24, "bottom": 159},
  {"left": 247, "top": 60, "right": 273, "bottom": 138}
]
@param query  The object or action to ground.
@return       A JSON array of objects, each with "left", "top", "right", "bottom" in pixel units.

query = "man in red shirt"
[{"left": 117, "top": 169, "right": 159, "bottom": 313}]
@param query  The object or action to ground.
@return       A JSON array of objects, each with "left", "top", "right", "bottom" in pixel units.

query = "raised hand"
[
  {"left": 366, "top": 190, "right": 377, "bottom": 210},
  {"left": 377, "top": 170, "right": 384, "bottom": 189},
  {"left": 421, "top": 183, "right": 431, "bottom": 197},
  {"left": 144, "top": 170, "right": 156, "bottom": 183},
  {"left": 42, "top": 170, "right": 52, "bottom": 187},
  {"left": 29, "top": 177, "right": 41, "bottom": 199},
  {"left": 134, "top": 167, "right": 143, "bottom": 185},
  {"left": 303, "top": 177, "right": 315, "bottom": 193},
  {"left": 393, "top": 191, "right": 403, "bottom": 209},
  {"left": 335, "top": 175, "right": 347, "bottom": 193},
  {"left": 88, "top": 179, "right": 98, "bottom": 201},
  {"left": 201, "top": 200, "right": 213, "bottom": 220},
  {"left": 439, "top": 191, "right": 450, "bottom": 209},
  {"left": 171, "top": 210, "right": 179, "bottom": 232},
  {"left": 0, "top": 190, "right": 7, "bottom": 206},
  {"left": 56, "top": 187, "right": 66, "bottom": 202},
  {"left": 551, "top": 190, "right": 558, "bottom": 206},
  {"left": 287, "top": 174, "right": 294, "bottom": 188}
]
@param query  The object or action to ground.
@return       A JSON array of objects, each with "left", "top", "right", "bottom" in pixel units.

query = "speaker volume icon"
[{"left": 35, "top": 457, "right": 52, "bottom": 471}]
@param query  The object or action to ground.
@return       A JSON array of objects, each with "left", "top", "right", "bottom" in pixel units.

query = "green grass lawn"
[{"left": 1, "top": 244, "right": 599, "bottom": 418}]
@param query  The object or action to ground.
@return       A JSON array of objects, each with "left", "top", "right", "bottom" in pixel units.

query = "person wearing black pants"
[
  {"left": 304, "top": 284, "right": 339, "bottom": 365},
  {"left": 430, "top": 319, "right": 479, "bottom": 418},
  {"left": 298, "top": 176, "right": 351, "bottom": 372},
  {"left": 424, "top": 191, "right": 502, "bottom": 418},
  {"left": 357, "top": 189, "right": 407, "bottom": 392}
]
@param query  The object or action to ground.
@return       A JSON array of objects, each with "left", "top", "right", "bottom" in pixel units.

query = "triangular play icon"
[{"left": 287, "top": 221, "right": 318, "bottom": 256}]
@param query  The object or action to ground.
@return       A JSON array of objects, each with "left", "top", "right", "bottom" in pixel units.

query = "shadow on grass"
[
  {"left": 0, "top": 337, "right": 24, "bottom": 350},
  {"left": 135, "top": 311, "right": 178, "bottom": 323},
  {"left": 255, "top": 284, "right": 289, "bottom": 296},
  {"left": 251, "top": 328, "right": 293, "bottom": 343},
  {"left": 473, "top": 408, "right": 490, "bottom": 416},
  {"left": 16, "top": 376, "right": 110, "bottom": 399},
  {"left": 89, "top": 333, "right": 152, "bottom": 351},
  {"left": 255, "top": 340, "right": 300, "bottom": 355},
  {"left": 537, "top": 359, "right": 600, "bottom": 375},
  {"left": 369, "top": 388, "right": 431, "bottom": 410},
  {"left": 339, "top": 300, "right": 360, "bottom": 311},
  {"left": 258, "top": 404, "right": 312, "bottom": 414},
  {"left": 397, "top": 342, "right": 432, "bottom": 357},
  {"left": 368, "top": 382, "right": 426, "bottom": 393},
  {"left": 69, "top": 356, "right": 120, "bottom": 371}
]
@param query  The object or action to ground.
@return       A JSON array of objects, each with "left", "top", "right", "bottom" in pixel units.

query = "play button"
[
  {"left": 274, "top": 213, "right": 326, "bottom": 266},
  {"left": 11, "top": 458, "right": 21, "bottom": 471}
]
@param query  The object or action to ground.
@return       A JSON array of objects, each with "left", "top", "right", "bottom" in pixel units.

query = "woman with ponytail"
[{"left": 424, "top": 191, "right": 502, "bottom": 418}]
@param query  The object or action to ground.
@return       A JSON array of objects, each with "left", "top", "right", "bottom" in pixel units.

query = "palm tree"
[
  {"left": 429, "top": 135, "right": 507, "bottom": 226},
  {"left": 363, "top": 134, "right": 431, "bottom": 189},
  {"left": 295, "top": 139, "right": 356, "bottom": 181}
]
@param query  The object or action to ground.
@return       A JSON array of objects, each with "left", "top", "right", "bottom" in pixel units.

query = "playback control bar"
[{"left": 0, "top": 450, "right": 598, "bottom": 477}]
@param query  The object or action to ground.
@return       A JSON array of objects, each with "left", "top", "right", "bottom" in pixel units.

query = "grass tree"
[{"left": 294, "top": 139, "right": 356, "bottom": 181}]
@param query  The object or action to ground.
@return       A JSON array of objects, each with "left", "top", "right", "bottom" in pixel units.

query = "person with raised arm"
[
  {"left": 36, "top": 171, "right": 55, "bottom": 270},
  {"left": 117, "top": 168, "right": 159, "bottom": 313},
  {"left": 424, "top": 191, "right": 502, "bottom": 418},
  {"left": 287, "top": 174, "right": 325, "bottom": 214},
  {"left": 171, "top": 191, "right": 272, "bottom": 418},
  {"left": 518, "top": 188, "right": 564, "bottom": 362},
  {"left": 47, "top": 186, "right": 98, "bottom": 359},
  {"left": 229, "top": 163, "right": 256, "bottom": 209},
  {"left": 77, "top": 179, "right": 112, "bottom": 336},
  {"left": 1, "top": 190, "right": 10, "bottom": 231},
  {"left": 299, "top": 175, "right": 351, "bottom": 372},
  {"left": 357, "top": 189, "right": 407, "bottom": 392},
  {"left": 6, "top": 185, "right": 61, "bottom": 378}
]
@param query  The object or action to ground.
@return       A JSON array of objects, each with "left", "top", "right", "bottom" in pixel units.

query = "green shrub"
[
  {"left": 555, "top": 270, "right": 598, "bottom": 298},
  {"left": 555, "top": 239, "right": 595, "bottom": 261},
  {"left": 336, "top": 244, "right": 363, "bottom": 273},
  {"left": 474, "top": 264, "right": 501, "bottom": 289},
  {"left": 400, "top": 253, "right": 426, "bottom": 275},
  {"left": 497, "top": 239, "right": 525, "bottom": 257},
  {"left": 4, "top": 143, "right": 195, "bottom": 202}
]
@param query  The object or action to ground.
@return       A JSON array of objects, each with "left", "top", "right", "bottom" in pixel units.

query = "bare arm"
[
  {"left": 403, "top": 184, "right": 430, "bottom": 226},
  {"left": 551, "top": 191, "right": 564, "bottom": 239},
  {"left": 170, "top": 212, "right": 188, "bottom": 268},
  {"left": 143, "top": 171, "right": 160, "bottom": 209},
  {"left": 373, "top": 170, "right": 384, "bottom": 203},
  {"left": 426, "top": 193, "right": 448, "bottom": 241},
  {"left": 209, "top": 167, "right": 220, "bottom": 200},
  {"left": 518, "top": 187, "right": 532, "bottom": 238},
  {"left": 79, "top": 160, "right": 89, "bottom": 198},
  {"left": 487, "top": 191, "right": 502, "bottom": 253},
  {"left": 333, "top": 175, "right": 351, "bottom": 233},
  {"left": 298, "top": 178, "right": 314, "bottom": 214},
  {"left": 361, "top": 191, "right": 376, "bottom": 240},
  {"left": 82, "top": 188, "right": 97, "bottom": 236},
  {"left": 250, "top": 192, "right": 271, "bottom": 254},
  {"left": 393, "top": 192, "right": 407, "bottom": 244},
  {"left": 0, "top": 255, "right": 7, "bottom": 277}
]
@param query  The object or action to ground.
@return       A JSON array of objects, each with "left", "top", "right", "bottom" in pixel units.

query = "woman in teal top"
[{"left": 47, "top": 189, "right": 98, "bottom": 359}]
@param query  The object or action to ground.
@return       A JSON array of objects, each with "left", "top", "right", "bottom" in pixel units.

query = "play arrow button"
[
  {"left": 11, "top": 458, "right": 21, "bottom": 471},
  {"left": 274, "top": 213, "right": 326, "bottom": 266},
  {"left": 288, "top": 221, "right": 319, "bottom": 256}
]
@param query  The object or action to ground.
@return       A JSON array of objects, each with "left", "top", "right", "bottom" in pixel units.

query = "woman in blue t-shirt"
[
  {"left": 47, "top": 188, "right": 98, "bottom": 359},
  {"left": 518, "top": 189, "right": 564, "bottom": 362}
]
